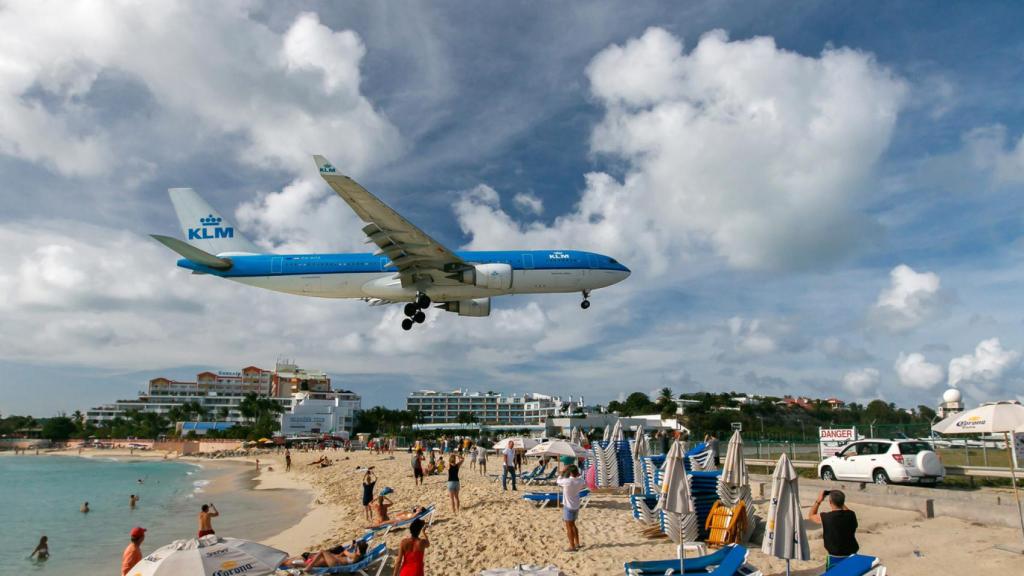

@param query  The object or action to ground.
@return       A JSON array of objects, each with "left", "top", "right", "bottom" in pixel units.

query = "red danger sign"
[{"left": 819, "top": 428, "right": 856, "bottom": 440}]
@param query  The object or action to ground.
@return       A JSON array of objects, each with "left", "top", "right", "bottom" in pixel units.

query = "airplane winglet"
[
  {"left": 150, "top": 234, "right": 233, "bottom": 270},
  {"left": 313, "top": 155, "right": 339, "bottom": 176}
]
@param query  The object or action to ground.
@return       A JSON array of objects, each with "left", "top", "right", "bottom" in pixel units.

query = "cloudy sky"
[{"left": 3, "top": 1, "right": 1024, "bottom": 416}]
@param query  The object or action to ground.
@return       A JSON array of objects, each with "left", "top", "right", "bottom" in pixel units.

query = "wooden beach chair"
[{"left": 704, "top": 500, "right": 748, "bottom": 547}]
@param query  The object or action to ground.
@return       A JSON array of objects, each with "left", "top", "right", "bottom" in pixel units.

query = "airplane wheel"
[
  {"left": 581, "top": 300, "right": 591, "bottom": 310},
  {"left": 416, "top": 293, "right": 431, "bottom": 308},
  {"left": 401, "top": 319, "right": 414, "bottom": 331},
  {"left": 404, "top": 303, "right": 418, "bottom": 317},
  {"left": 414, "top": 311, "right": 426, "bottom": 324}
]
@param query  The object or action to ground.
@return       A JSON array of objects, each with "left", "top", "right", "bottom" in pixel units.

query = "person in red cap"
[{"left": 121, "top": 527, "right": 145, "bottom": 575}]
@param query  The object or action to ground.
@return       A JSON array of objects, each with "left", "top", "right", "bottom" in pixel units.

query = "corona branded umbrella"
[
  {"left": 128, "top": 535, "right": 287, "bottom": 576},
  {"left": 933, "top": 401, "right": 1024, "bottom": 550},
  {"left": 655, "top": 439, "right": 694, "bottom": 574},
  {"left": 762, "top": 453, "right": 810, "bottom": 576}
]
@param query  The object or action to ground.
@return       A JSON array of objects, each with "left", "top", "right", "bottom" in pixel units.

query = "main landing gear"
[
  {"left": 401, "top": 293, "right": 431, "bottom": 331},
  {"left": 580, "top": 289, "right": 591, "bottom": 310}
]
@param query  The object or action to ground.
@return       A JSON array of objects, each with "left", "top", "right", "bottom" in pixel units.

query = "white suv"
[{"left": 818, "top": 439, "right": 945, "bottom": 485}]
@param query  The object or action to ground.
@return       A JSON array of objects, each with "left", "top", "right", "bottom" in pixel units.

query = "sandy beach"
[{"left": 205, "top": 449, "right": 1024, "bottom": 575}]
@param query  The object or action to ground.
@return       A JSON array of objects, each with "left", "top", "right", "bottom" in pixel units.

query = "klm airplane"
[{"left": 152, "top": 156, "right": 630, "bottom": 330}]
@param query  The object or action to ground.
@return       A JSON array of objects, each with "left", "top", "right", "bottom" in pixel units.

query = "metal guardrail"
[{"left": 745, "top": 458, "right": 1024, "bottom": 480}]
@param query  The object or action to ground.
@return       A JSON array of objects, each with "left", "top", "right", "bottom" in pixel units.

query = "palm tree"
[
  {"left": 217, "top": 407, "right": 230, "bottom": 422},
  {"left": 657, "top": 387, "right": 674, "bottom": 406}
]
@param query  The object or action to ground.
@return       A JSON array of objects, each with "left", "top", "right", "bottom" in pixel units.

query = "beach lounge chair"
[
  {"left": 704, "top": 500, "right": 748, "bottom": 547},
  {"left": 821, "top": 555, "right": 886, "bottom": 576},
  {"left": 369, "top": 504, "right": 436, "bottom": 537},
  {"left": 527, "top": 467, "right": 558, "bottom": 485},
  {"left": 520, "top": 463, "right": 546, "bottom": 482},
  {"left": 622, "top": 544, "right": 761, "bottom": 575},
  {"left": 309, "top": 543, "right": 389, "bottom": 576},
  {"left": 521, "top": 490, "right": 590, "bottom": 509},
  {"left": 629, "top": 494, "right": 659, "bottom": 524}
]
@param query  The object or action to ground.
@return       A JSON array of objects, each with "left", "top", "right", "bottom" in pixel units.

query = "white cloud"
[
  {"left": 455, "top": 27, "right": 907, "bottom": 273},
  {"left": 962, "top": 125, "right": 1024, "bottom": 185},
  {"left": 894, "top": 352, "right": 944, "bottom": 389},
  {"left": 948, "top": 338, "right": 1021, "bottom": 389},
  {"left": 842, "top": 367, "right": 880, "bottom": 395},
  {"left": 714, "top": 317, "right": 806, "bottom": 363},
  {"left": 870, "top": 264, "right": 946, "bottom": 332},
  {"left": 0, "top": 2, "right": 400, "bottom": 177},
  {"left": 512, "top": 192, "right": 544, "bottom": 215}
]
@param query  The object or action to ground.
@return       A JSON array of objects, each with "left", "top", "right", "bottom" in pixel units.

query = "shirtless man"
[
  {"left": 129, "top": 494, "right": 139, "bottom": 510},
  {"left": 198, "top": 503, "right": 219, "bottom": 537}
]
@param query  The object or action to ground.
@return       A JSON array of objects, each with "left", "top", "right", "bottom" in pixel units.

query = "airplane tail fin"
[
  {"left": 151, "top": 235, "right": 233, "bottom": 270},
  {"left": 168, "top": 188, "right": 260, "bottom": 255}
]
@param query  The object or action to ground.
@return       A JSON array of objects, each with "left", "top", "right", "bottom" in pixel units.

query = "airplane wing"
[{"left": 313, "top": 155, "right": 467, "bottom": 286}]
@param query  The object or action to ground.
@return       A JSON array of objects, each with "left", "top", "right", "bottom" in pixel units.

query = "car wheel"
[
  {"left": 873, "top": 469, "right": 890, "bottom": 485},
  {"left": 821, "top": 467, "right": 835, "bottom": 481}
]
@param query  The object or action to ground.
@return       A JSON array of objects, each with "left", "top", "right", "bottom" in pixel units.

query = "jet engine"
[
  {"left": 441, "top": 298, "right": 491, "bottom": 317},
  {"left": 451, "top": 263, "right": 512, "bottom": 290}
]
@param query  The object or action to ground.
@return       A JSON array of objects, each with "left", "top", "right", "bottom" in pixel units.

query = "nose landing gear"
[
  {"left": 401, "top": 292, "right": 432, "bottom": 331},
  {"left": 581, "top": 289, "right": 591, "bottom": 310}
]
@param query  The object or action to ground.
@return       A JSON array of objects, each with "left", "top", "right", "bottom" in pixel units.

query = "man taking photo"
[{"left": 808, "top": 489, "right": 859, "bottom": 569}]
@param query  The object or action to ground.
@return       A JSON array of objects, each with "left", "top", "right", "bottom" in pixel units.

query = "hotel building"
[{"left": 405, "top": 389, "right": 572, "bottom": 425}]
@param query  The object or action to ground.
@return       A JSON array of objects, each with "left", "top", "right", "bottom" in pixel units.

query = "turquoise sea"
[{"left": 0, "top": 456, "right": 308, "bottom": 576}]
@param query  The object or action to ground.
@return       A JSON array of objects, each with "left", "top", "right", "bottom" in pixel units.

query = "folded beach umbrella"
[
  {"left": 128, "top": 535, "right": 287, "bottom": 576},
  {"left": 719, "top": 431, "right": 749, "bottom": 487},
  {"left": 526, "top": 440, "right": 587, "bottom": 459},
  {"left": 602, "top": 424, "right": 611, "bottom": 442},
  {"left": 631, "top": 426, "right": 649, "bottom": 491},
  {"left": 933, "top": 400, "right": 1024, "bottom": 550},
  {"left": 762, "top": 453, "right": 810, "bottom": 576},
  {"left": 655, "top": 439, "right": 695, "bottom": 574}
]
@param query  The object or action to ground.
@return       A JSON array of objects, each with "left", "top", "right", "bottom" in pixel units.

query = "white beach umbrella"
[
  {"left": 610, "top": 419, "right": 624, "bottom": 443},
  {"left": 602, "top": 424, "right": 611, "bottom": 442},
  {"left": 632, "top": 426, "right": 649, "bottom": 491},
  {"left": 495, "top": 437, "right": 539, "bottom": 450},
  {"left": 526, "top": 440, "right": 587, "bottom": 459},
  {"left": 720, "top": 430, "right": 749, "bottom": 487},
  {"left": 656, "top": 439, "right": 694, "bottom": 574},
  {"left": 762, "top": 453, "right": 810, "bottom": 576},
  {"left": 933, "top": 401, "right": 1024, "bottom": 549},
  {"left": 128, "top": 535, "right": 287, "bottom": 576}
]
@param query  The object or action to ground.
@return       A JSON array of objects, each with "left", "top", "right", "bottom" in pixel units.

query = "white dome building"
[{"left": 938, "top": 387, "right": 964, "bottom": 418}]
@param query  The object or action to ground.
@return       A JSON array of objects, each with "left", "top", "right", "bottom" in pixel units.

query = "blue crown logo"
[{"left": 200, "top": 214, "right": 222, "bottom": 227}]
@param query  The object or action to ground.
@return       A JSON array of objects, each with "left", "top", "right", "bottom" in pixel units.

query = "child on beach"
[
  {"left": 361, "top": 468, "right": 377, "bottom": 521},
  {"left": 412, "top": 449, "right": 425, "bottom": 486},
  {"left": 393, "top": 518, "right": 429, "bottom": 576},
  {"left": 477, "top": 446, "right": 487, "bottom": 476},
  {"left": 121, "top": 527, "right": 145, "bottom": 576},
  {"left": 447, "top": 453, "right": 464, "bottom": 514},
  {"left": 468, "top": 444, "right": 477, "bottom": 471},
  {"left": 198, "top": 503, "right": 219, "bottom": 537}
]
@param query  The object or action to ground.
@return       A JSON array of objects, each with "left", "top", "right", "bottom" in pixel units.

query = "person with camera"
[
  {"left": 361, "top": 467, "right": 377, "bottom": 521},
  {"left": 808, "top": 489, "right": 859, "bottom": 569}
]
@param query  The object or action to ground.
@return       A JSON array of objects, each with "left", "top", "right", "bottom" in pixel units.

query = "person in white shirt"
[
  {"left": 501, "top": 441, "right": 517, "bottom": 491},
  {"left": 556, "top": 465, "right": 587, "bottom": 551}
]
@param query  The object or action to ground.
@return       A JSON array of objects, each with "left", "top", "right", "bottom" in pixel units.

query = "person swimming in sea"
[
  {"left": 81, "top": 501, "right": 90, "bottom": 513},
  {"left": 30, "top": 536, "right": 49, "bottom": 562},
  {"left": 129, "top": 494, "right": 139, "bottom": 509}
]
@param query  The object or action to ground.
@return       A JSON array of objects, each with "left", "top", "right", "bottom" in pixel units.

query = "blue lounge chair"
[
  {"left": 370, "top": 504, "right": 435, "bottom": 537},
  {"left": 822, "top": 555, "right": 886, "bottom": 576},
  {"left": 521, "top": 489, "right": 591, "bottom": 508},
  {"left": 623, "top": 544, "right": 758, "bottom": 575},
  {"left": 527, "top": 467, "right": 558, "bottom": 485},
  {"left": 309, "top": 543, "right": 389, "bottom": 576},
  {"left": 520, "top": 463, "right": 546, "bottom": 482}
]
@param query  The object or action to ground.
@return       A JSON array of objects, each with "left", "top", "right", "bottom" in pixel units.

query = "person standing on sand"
[
  {"left": 393, "top": 518, "right": 429, "bottom": 576},
  {"left": 447, "top": 453, "right": 464, "bottom": 514},
  {"left": 361, "top": 468, "right": 377, "bottom": 521},
  {"left": 121, "top": 527, "right": 145, "bottom": 575},
  {"left": 556, "top": 465, "right": 587, "bottom": 552},
  {"left": 412, "top": 448, "right": 425, "bottom": 486},
  {"left": 501, "top": 441, "right": 517, "bottom": 491},
  {"left": 198, "top": 503, "right": 219, "bottom": 537},
  {"left": 129, "top": 494, "right": 139, "bottom": 510},
  {"left": 468, "top": 444, "right": 477, "bottom": 471},
  {"left": 285, "top": 449, "right": 292, "bottom": 472},
  {"left": 477, "top": 445, "right": 487, "bottom": 476},
  {"left": 809, "top": 489, "right": 859, "bottom": 569}
]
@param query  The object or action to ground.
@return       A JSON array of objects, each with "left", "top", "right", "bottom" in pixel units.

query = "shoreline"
[{"left": 29, "top": 447, "right": 324, "bottom": 554}]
